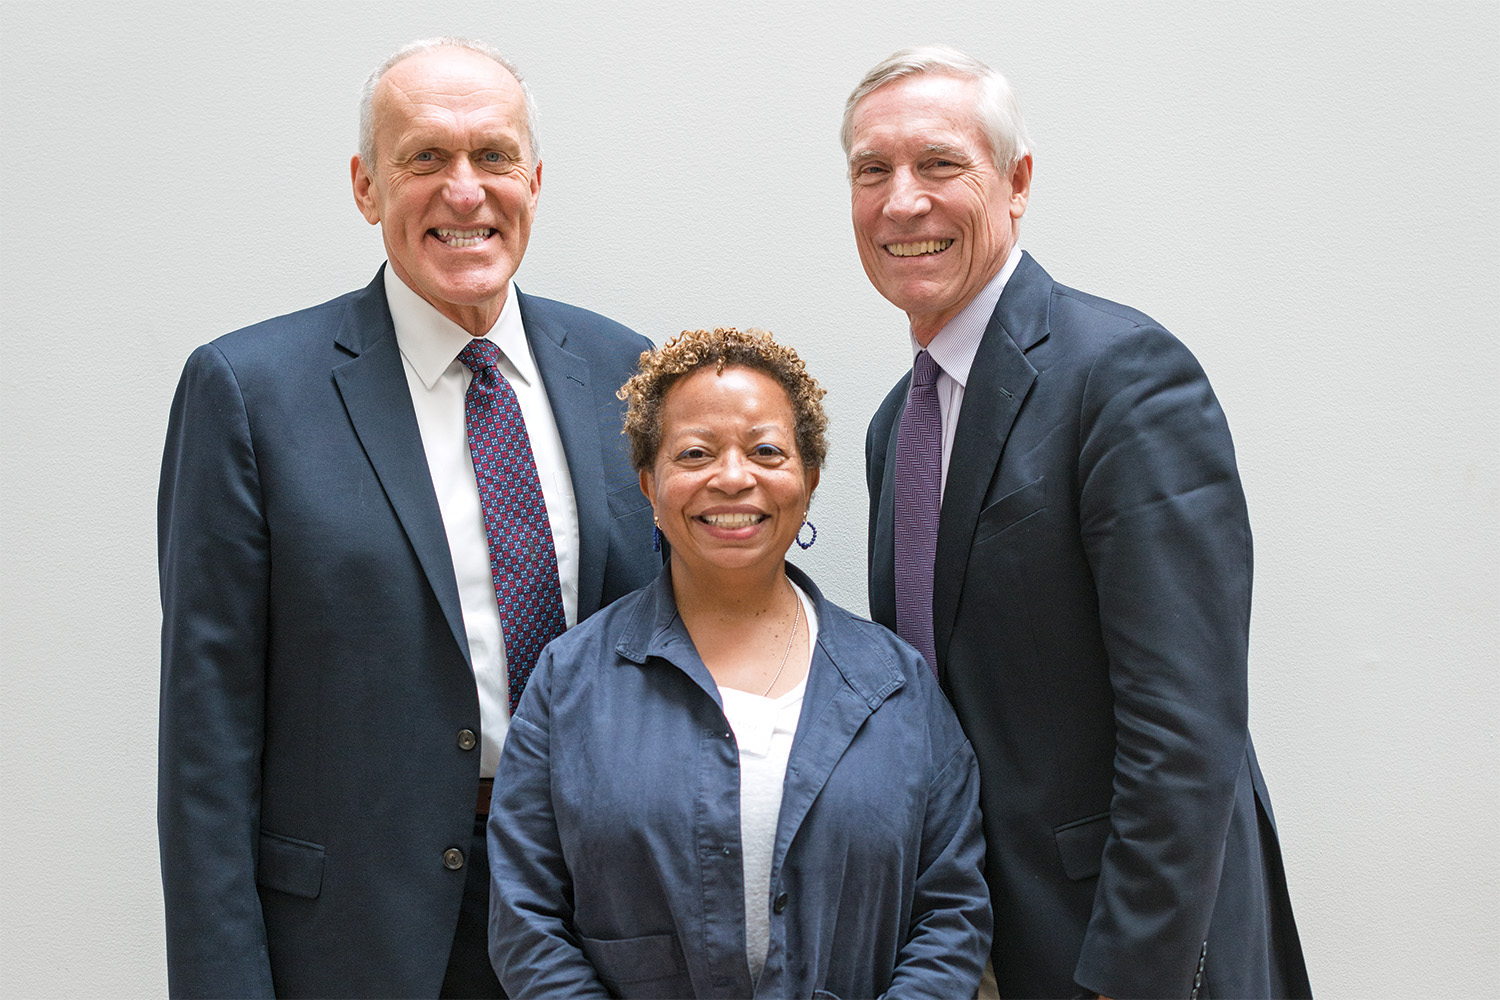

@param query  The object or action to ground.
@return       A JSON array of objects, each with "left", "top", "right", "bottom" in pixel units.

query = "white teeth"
[
  {"left": 703, "top": 513, "right": 763, "bottom": 527},
  {"left": 434, "top": 228, "right": 494, "bottom": 248},
  {"left": 886, "top": 239, "right": 954, "bottom": 257}
]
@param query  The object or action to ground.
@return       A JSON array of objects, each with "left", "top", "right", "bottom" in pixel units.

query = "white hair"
[
  {"left": 841, "top": 44, "right": 1030, "bottom": 171},
  {"left": 357, "top": 36, "right": 540, "bottom": 171}
]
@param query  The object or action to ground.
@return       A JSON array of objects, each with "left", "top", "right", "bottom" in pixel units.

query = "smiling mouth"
[
  {"left": 885, "top": 239, "right": 953, "bottom": 257},
  {"left": 699, "top": 512, "right": 766, "bottom": 528},
  {"left": 432, "top": 227, "right": 495, "bottom": 248}
]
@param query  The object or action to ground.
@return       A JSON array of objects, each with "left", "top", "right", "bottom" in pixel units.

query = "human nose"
[
  {"left": 883, "top": 167, "right": 931, "bottom": 222},
  {"left": 709, "top": 451, "right": 754, "bottom": 493},
  {"left": 442, "top": 159, "right": 485, "bottom": 214}
]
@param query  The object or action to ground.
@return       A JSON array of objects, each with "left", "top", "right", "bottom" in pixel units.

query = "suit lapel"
[
  {"left": 868, "top": 379, "right": 907, "bottom": 631},
  {"left": 516, "top": 291, "right": 609, "bottom": 618},
  {"left": 931, "top": 253, "right": 1048, "bottom": 669},
  {"left": 332, "top": 273, "right": 469, "bottom": 663}
]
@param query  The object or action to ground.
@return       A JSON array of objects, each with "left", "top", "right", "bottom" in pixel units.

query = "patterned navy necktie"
[
  {"left": 457, "top": 339, "right": 566, "bottom": 714},
  {"left": 893, "top": 350, "right": 943, "bottom": 677}
]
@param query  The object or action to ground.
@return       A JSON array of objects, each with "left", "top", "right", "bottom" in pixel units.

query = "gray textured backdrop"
[{"left": 2, "top": 1, "right": 1497, "bottom": 993}]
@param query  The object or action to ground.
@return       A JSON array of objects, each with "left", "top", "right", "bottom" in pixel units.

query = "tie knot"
[
  {"left": 457, "top": 337, "right": 501, "bottom": 375},
  {"left": 913, "top": 350, "right": 941, "bottom": 387}
]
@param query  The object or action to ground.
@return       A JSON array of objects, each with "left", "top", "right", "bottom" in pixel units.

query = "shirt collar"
[
  {"left": 910, "top": 243, "right": 1023, "bottom": 387},
  {"left": 384, "top": 267, "right": 535, "bottom": 389}
]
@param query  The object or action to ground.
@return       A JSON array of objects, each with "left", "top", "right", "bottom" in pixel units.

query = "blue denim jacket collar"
[{"left": 612, "top": 560, "right": 906, "bottom": 713}]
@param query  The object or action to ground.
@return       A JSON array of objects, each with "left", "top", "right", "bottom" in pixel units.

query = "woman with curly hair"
[{"left": 487, "top": 328, "right": 991, "bottom": 998}]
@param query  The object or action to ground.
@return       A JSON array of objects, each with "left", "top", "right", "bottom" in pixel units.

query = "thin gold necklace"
[{"left": 761, "top": 578, "right": 802, "bottom": 697}]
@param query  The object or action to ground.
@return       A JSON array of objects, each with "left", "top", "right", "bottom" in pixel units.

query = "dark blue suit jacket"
[
  {"left": 157, "top": 270, "right": 659, "bottom": 998},
  {"left": 867, "top": 254, "right": 1310, "bottom": 999}
]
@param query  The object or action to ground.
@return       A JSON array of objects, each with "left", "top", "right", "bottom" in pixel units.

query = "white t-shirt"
[{"left": 717, "top": 582, "right": 818, "bottom": 982}]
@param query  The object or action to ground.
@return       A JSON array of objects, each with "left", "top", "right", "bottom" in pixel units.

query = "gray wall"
[{"left": 3, "top": 1, "right": 1496, "bottom": 993}]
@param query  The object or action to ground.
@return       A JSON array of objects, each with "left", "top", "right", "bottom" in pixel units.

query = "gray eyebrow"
[{"left": 849, "top": 143, "right": 969, "bottom": 164}]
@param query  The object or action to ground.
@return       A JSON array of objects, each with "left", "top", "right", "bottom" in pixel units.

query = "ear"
[
  {"left": 352, "top": 155, "right": 381, "bottom": 225},
  {"left": 528, "top": 158, "right": 543, "bottom": 212},
  {"left": 804, "top": 465, "right": 821, "bottom": 504},
  {"left": 1008, "top": 152, "right": 1032, "bottom": 220},
  {"left": 638, "top": 467, "right": 654, "bottom": 508}
]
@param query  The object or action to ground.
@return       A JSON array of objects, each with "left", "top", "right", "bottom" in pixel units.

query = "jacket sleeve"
[
  {"left": 157, "top": 344, "right": 275, "bottom": 998},
  {"left": 486, "top": 653, "right": 611, "bottom": 999},
  {"left": 883, "top": 706, "right": 992, "bottom": 998},
  {"left": 1071, "top": 323, "right": 1253, "bottom": 998}
]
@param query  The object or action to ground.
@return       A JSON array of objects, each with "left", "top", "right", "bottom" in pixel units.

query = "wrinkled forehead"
[
  {"left": 374, "top": 48, "right": 525, "bottom": 129},
  {"left": 852, "top": 72, "right": 983, "bottom": 136}
]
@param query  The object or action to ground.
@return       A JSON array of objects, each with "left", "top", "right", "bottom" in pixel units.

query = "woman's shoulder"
[
  {"left": 806, "top": 587, "right": 928, "bottom": 679},
  {"left": 543, "top": 582, "right": 658, "bottom": 668}
]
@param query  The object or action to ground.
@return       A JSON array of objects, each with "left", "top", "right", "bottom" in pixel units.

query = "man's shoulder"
[
  {"left": 1048, "top": 280, "right": 1157, "bottom": 332},
  {"left": 1009, "top": 258, "right": 1194, "bottom": 370},
  {"left": 517, "top": 290, "right": 651, "bottom": 355},
  {"left": 208, "top": 282, "right": 377, "bottom": 362}
]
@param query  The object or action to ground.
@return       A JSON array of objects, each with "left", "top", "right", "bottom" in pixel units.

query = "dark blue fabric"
[
  {"left": 157, "top": 270, "right": 660, "bottom": 998},
  {"left": 487, "top": 563, "right": 992, "bottom": 998},
  {"left": 440, "top": 817, "right": 505, "bottom": 999},
  {"left": 867, "top": 253, "right": 1310, "bottom": 999}
]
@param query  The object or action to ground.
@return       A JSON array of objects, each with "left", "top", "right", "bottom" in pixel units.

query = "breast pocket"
[
  {"left": 606, "top": 482, "right": 652, "bottom": 520},
  {"left": 973, "top": 476, "right": 1047, "bottom": 546},
  {"left": 580, "top": 931, "right": 691, "bottom": 998}
]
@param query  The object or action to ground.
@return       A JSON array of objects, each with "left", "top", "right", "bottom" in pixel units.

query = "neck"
[
  {"left": 669, "top": 557, "right": 807, "bottom": 697},
  {"left": 670, "top": 557, "right": 791, "bottom": 627}
]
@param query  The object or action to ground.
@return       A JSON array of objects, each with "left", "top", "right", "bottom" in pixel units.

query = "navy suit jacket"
[
  {"left": 157, "top": 270, "right": 659, "bottom": 998},
  {"left": 867, "top": 253, "right": 1310, "bottom": 999}
]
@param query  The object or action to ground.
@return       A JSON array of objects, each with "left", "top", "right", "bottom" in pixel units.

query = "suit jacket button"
[
  {"left": 772, "top": 891, "right": 788, "bottom": 914},
  {"left": 442, "top": 848, "right": 465, "bottom": 871},
  {"left": 457, "top": 729, "right": 477, "bottom": 751}
]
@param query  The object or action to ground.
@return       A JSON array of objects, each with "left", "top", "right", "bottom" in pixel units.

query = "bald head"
[{"left": 358, "top": 37, "right": 539, "bottom": 170}]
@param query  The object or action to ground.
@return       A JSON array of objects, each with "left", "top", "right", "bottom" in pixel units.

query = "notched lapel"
[
  {"left": 869, "top": 377, "right": 908, "bottom": 630},
  {"left": 932, "top": 257, "right": 1050, "bottom": 668},
  {"left": 331, "top": 281, "right": 469, "bottom": 665},
  {"left": 517, "top": 292, "right": 609, "bottom": 617}
]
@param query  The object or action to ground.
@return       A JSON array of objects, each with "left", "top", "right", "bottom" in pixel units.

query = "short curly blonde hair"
[{"left": 617, "top": 328, "right": 828, "bottom": 472}]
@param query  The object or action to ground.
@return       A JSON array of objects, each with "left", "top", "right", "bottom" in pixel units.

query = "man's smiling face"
[
  {"left": 352, "top": 46, "right": 540, "bottom": 336},
  {"left": 848, "top": 73, "right": 1030, "bottom": 345}
]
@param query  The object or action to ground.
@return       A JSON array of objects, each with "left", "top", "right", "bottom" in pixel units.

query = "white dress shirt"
[
  {"left": 385, "top": 268, "right": 580, "bottom": 777},
  {"left": 912, "top": 244, "right": 1023, "bottom": 497}
]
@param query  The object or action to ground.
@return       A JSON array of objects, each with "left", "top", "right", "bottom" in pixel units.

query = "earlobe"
[
  {"left": 1009, "top": 153, "right": 1033, "bottom": 219},
  {"left": 351, "top": 156, "right": 380, "bottom": 225}
]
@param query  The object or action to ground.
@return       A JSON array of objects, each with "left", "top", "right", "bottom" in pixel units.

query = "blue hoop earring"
[
  {"left": 796, "top": 520, "right": 817, "bottom": 550},
  {"left": 651, "top": 518, "right": 662, "bottom": 553}
]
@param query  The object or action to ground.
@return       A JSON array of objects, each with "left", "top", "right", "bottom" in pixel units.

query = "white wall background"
[{"left": 2, "top": 0, "right": 1495, "bottom": 994}]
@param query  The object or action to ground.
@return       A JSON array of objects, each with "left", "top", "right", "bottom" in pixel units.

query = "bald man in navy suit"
[{"left": 158, "top": 38, "right": 657, "bottom": 997}]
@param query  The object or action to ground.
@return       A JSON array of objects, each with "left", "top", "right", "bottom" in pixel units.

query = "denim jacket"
[{"left": 488, "top": 563, "right": 991, "bottom": 999}]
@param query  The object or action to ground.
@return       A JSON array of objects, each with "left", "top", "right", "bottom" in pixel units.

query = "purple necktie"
[
  {"left": 894, "top": 350, "right": 942, "bottom": 677},
  {"left": 457, "top": 339, "right": 567, "bottom": 714}
]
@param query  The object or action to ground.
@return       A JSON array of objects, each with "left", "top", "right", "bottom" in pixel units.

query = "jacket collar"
[{"left": 614, "top": 562, "right": 904, "bottom": 711}]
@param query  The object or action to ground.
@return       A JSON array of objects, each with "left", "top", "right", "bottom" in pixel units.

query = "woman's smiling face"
[{"left": 641, "top": 365, "right": 818, "bottom": 580}]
